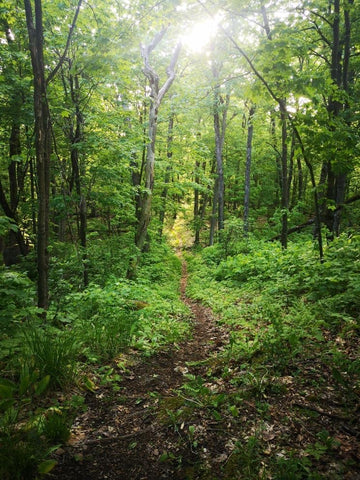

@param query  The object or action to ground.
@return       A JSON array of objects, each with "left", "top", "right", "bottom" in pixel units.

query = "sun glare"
[{"left": 181, "top": 17, "right": 220, "bottom": 53}]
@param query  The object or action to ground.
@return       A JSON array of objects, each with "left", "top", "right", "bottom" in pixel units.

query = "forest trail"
[{"left": 52, "top": 259, "right": 230, "bottom": 479}]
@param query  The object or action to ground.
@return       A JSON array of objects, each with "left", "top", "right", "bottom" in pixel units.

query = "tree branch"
[
  {"left": 158, "top": 42, "right": 182, "bottom": 104},
  {"left": 196, "top": 0, "right": 282, "bottom": 105},
  {"left": 46, "top": 0, "right": 83, "bottom": 85}
]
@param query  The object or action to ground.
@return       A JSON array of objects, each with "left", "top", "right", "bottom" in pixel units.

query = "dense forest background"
[{"left": 1, "top": 0, "right": 360, "bottom": 478}]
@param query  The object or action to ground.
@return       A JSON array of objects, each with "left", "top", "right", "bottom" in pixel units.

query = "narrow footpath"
[{"left": 52, "top": 260, "right": 229, "bottom": 479}]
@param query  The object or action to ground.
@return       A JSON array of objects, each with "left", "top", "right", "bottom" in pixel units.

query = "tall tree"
[
  {"left": 24, "top": 0, "right": 52, "bottom": 310},
  {"left": 24, "top": 0, "right": 82, "bottom": 309},
  {"left": 128, "top": 28, "right": 180, "bottom": 275},
  {"left": 212, "top": 59, "right": 230, "bottom": 233},
  {"left": 243, "top": 104, "right": 255, "bottom": 236}
]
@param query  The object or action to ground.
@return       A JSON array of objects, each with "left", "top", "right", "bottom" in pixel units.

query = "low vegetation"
[
  {"left": 1, "top": 229, "right": 359, "bottom": 478},
  {"left": 179, "top": 231, "right": 360, "bottom": 478},
  {"left": 0, "top": 240, "right": 191, "bottom": 479}
]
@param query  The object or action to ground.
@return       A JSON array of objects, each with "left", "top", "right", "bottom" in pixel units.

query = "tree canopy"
[{"left": 1, "top": 1, "right": 360, "bottom": 477}]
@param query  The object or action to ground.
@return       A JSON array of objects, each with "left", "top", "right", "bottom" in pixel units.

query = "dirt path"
[{"left": 52, "top": 260, "right": 229, "bottom": 479}]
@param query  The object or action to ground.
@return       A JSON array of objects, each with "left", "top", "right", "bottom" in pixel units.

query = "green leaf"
[
  {"left": 83, "top": 376, "right": 97, "bottom": 392},
  {"left": 38, "top": 459, "right": 58, "bottom": 474},
  {"left": 35, "top": 375, "right": 51, "bottom": 396},
  {"left": 0, "top": 398, "right": 15, "bottom": 412},
  {"left": 0, "top": 378, "right": 16, "bottom": 399}
]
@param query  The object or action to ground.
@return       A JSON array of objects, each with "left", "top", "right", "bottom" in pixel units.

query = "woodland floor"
[{"left": 51, "top": 260, "right": 360, "bottom": 480}]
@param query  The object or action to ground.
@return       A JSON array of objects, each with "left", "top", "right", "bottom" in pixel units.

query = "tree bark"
[
  {"left": 243, "top": 105, "right": 255, "bottom": 237},
  {"left": 279, "top": 100, "right": 288, "bottom": 249},
  {"left": 69, "top": 72, "right": 88, "bottom": 286},
  {"left": 158, "top": 113, "right": 174, "bottom": 239},
  {"left": 128, "top": 30, "right": 180, "bottom": 277},
  {"left": 209, "top": 176, "right": 218, "bottom": 247},
  {"left": 24, "top": 0, "right": 82, "bottom": 309},
  {"left": 212, "top": 61, "right": 229, "bottom": 233},
  {"left": 322, "top": 0, "right": 353, "bottom": 235},
  {"left": 24, "top": 0, "right": 51, "bottom": 310},
  {"left": 194, "top": 158, "right": 200, "bottom": 246}
]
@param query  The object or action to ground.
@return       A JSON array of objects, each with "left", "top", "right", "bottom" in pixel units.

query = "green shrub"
[
  {"left": 0, "top": 405, "right": 58, "bottom": 480},
  {"left": 67, "top": 281, "right": 138, "bottom": 361},
  {"left": 41, "top": 410, "right": 71, "bottom": 443},
  {"left": 0, "top": 270, "right": 37, "bottom": 335}
]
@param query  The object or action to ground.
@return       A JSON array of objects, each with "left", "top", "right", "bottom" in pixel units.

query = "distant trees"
[{"left": 0, "top": 0, "right": 359, "bottom": 306}]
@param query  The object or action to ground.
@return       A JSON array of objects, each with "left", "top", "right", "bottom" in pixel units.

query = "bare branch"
[
  {"left": 312, "top": 20, "right": 332, "bottom": 47},
  {"left": 141, "top": 28, "right": 168, "bottom": 90}
]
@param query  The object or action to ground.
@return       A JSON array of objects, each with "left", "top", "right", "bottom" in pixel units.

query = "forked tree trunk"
[{"left": 128, "top": 29, "right": 180, "bottom": 277}]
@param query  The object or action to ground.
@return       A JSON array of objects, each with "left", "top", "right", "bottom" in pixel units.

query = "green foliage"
[
  {"left": 21, "top": 327, "right": 78, "bottom": 388},
  {"left": 0, "top": 216, "right": 18, "bottom": 237},
  {"left": 272, "top": 452, "right": 313, "bottom": 479},
  {"left": 0, "top": 376, "right": 70, "bottom": 480},
  {"left": 70, "top": 282, "right": 138, "bottom": 361},
  {"left": 187, "top": 234, "right": 360, "bottom": 373},
  {"left": 223, "top": 436, "right": 264, "bottom": 479},
  {"left": 0, "top": 269, "right": 37, "bottom": 335},
  {"left": 41, "top": 410, "right": 71, "bottom": 444},
  {"left": 54, "top": 243, "right": 191, "bottom": 359},
  {"left": 0, "top": 426, "right": 47, "bottom": 480}
]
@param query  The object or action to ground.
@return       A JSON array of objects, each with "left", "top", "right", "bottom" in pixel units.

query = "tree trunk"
[
  {"left": 158, "top": 113, "right": 174, "bottom": 239},
  {"left": 212, "top": 62, "right": 229, "bottom": 233},
  {"left": 24, "top": 0, "right": 51, "bottom": 310},
  {"left": 323, "top": 0, "right": 353, "bottom": 236},
  {"left": 194, "top": 159, "right": 200, "bottom": 246},
  {"left": 128, "top": 30, "right": 180, "bottom": 277},
  {"left": 209, "top": 176, "right": 218, "bottom": 246},
  {"left": 279, "top": 100, "right": 288, "bottom": 249},
  {"left": 69, "top": 73, "right": 88, "bottom": 286},
  {"left": 243, "top": 105, "right": 255, "bottom": 237}
]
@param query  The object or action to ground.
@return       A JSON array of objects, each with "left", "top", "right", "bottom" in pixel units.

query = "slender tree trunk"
[
  {"left": 288, "top": 131, "right": 296, "bottom": 207},
  {"left": 244, "top": 105, "right": 255, "bottom": 237},
  {"left": 9, "top": 124, "right": 21, "bottom": 212},
  {"left": 158, "top": 113, "right": 174, "bottom": 238},
  {"left": 279, "top": 100, "right": 288, "bottom": 249},
  {"left": 270, "top": 114, "right": 281, "bottom": 208},
  {"left": 209, "top": 176, "right": 218, "bottom": 246},
  {"left": 24, "top": 0, "right": 51, "bottom": 310},
  {"left": 297, "top": 156, "right": 303, "bottom": 201},
  {"left": 194, "top": 159, "right": 200, "bottom": 246},
  {"left": 323, "top": 0, "right": 353, "bottom": 235},
  {"left": 24, "top": 0, "right": 82, "bottom": 309},
  {"left": 29, "top": 156, "right": 37, "bottom": 234},
  {"left": 69, "top": 73, "right": 88, "bottom": 286},
  {"left": 212, "top": 65, "right": 229, "bottom": 233}
]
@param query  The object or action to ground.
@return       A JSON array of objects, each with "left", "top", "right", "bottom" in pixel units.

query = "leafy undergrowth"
[
  {"left": 1, "top": 235, "right": 360, "bottom": 479},
  {"left": 0, "top": 241, "right": 191, "bottom": 479},
  {"left": 178, "top": 234, "right": 360, "bottom": 478}
]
